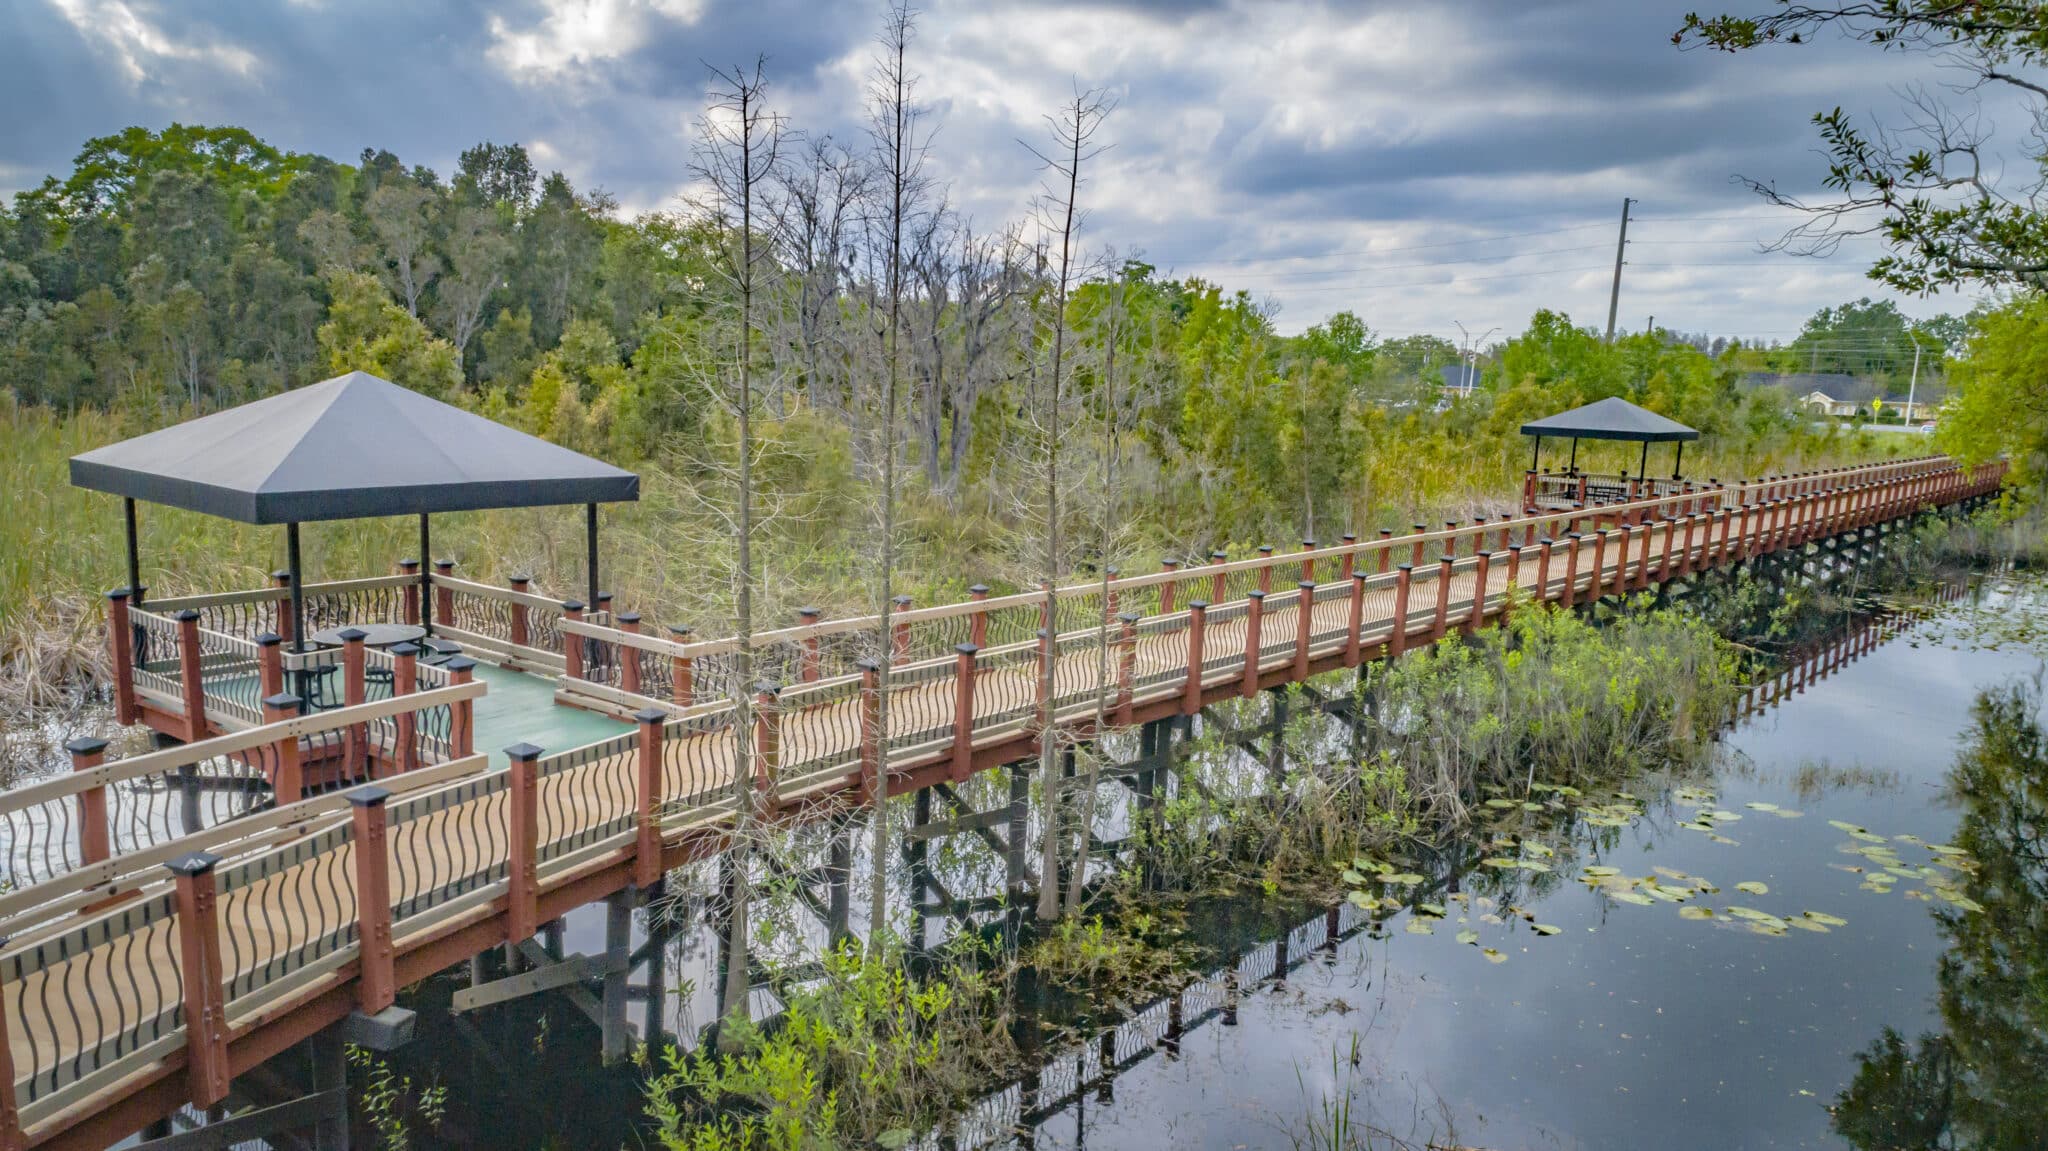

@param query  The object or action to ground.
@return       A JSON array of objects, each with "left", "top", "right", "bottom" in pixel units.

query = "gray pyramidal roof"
[
  {"left": 70, "top": 371, "right": 640, "bottom": 523},
  {"left": 1518, "top": 396, "right": 1699, "bottom": 443}
]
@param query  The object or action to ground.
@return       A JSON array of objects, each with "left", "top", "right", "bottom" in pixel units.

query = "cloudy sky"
[{"left": 0, "top": 0, "right": 2004, "bottom": 343}]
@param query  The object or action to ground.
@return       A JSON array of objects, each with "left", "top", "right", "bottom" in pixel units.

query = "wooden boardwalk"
[{"left": 0, "top": 455, "right": 2002, "bottom": 1151}]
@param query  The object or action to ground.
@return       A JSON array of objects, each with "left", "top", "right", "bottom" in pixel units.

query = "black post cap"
[
  {"left": 348, "top": 785, "right": 392, "bottom": 807},
  {"left": 388, "top": 642, "right": 421, "bottom": 658},
  {"left": 799, "top": 606, "right": 822, "bottom": 618},
  {"left": 633, "top": 707, "right": 669, "bottom": 725},
  {"left": 969, "top": 584, "right": 991, "bottom": 594},
  {"left": 106, "top": 588, "right": 130, "bottom": 601},
  {"left": 262, "top": 692, "right": 303, "bottom": 712},
  {"left": 1246, "top": 589, "right": 1266, "bottom": 600},
  {"left": 955, "top": 643, "right": 981, "bottom": 656},
  {"left": 668, "top": 624, "right": 693, "bottom": 637},
  {"left": 166, "top": 851, "right": 222, "bottom": 877},
  {"left": 510, "top": 572, "right": 533, "bottom": 583},
  {"left": 618, "top": 612, "right": 642, "bottom": 625},
  {"left": 856, "top": 657, "right": 882, "bottom": 672},
  {"left": 338, "top": 627, "right": 368, "bottom": 642},
  {"left": 1118, "top": 611, "right": 1141, "bottom": 623},
  {"left": 64, "top": 736, "right": 110, "bottom": 757},
  {"left": 255, "top": 632, "right": 281, "bottom": 647},
  {"left": 1298, "top": 580, "right": 1316, "bottom": 590},
  {"left": 893, "top": 594, "right": 913, "bottom": 607},
  {"left": 504, "top": 742, "right": 545, "bottom": 761},
  {"left": 1189, "top": 599, "right": 1211, "bottom": 610},
  {"left": 753, "top": 681, "right": 782, "bottom": 697},
  {"left": 174, "top": 609, "right": 201, "bottom": 622},
  {"left": 561, "top": 600, "right": 586, "bottom": 612},
  {"left": 1396, "top": 563, "right": 1414, "bottom": 572},
  {"left": 443, "top": 656, "right": 477, "bottom": 672}
]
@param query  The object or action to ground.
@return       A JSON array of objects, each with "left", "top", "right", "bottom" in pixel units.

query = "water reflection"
[{"left": 1833, "top": 678, "right": 2048, "bottom": 1150}]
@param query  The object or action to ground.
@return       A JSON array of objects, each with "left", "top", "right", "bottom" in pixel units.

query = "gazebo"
[
  {"left": 1519, "top": 396, "right": 1699, "bottom": 510},
  {"left": 70, "top": 370, "right": 639, "bottom": 662}
]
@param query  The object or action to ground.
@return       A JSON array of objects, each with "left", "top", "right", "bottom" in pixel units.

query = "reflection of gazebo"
[
  {"left": 1519, "top": 396, "right": 1699, "bottom": 511},
  {"left": 70, "top": 371, "right": 638, "bottom": 725}
]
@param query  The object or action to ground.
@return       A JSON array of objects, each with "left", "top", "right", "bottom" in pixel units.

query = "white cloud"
[
  {"left": 47, "top": 0, "right": 261, "bottom": 89},
  {"left": 486, "top": 0, "right": 704, "bottom": 86}
]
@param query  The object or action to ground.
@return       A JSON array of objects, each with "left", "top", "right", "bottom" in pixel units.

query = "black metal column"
[
  {"left": 124, "top": 496, "right": 142, "bottom": 604},
  {"left": 419, "top": 513, "right": 433, "bottom": 635},
  {"left": 585, "top": 502, "right": 600, "bottom": 610}
]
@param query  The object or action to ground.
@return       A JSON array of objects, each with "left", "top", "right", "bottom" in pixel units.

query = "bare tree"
[
  {"left": 689, "top": 57, "right": 785, "bottom": 1048},
  {"left": 365, "top": 181, "right": 441, "bottom": 317},
  {"left": 859, "top": 1, "right": 940, "bottom": 946},
  {"left": 1023, "top": 86, "right": 1115, "bottom": 922},
  {"left": 434, "top": 199, "right": 513, "bottom": 364},
  {"left": 772, "top": 135, "right": 869, "bottom": 412}
]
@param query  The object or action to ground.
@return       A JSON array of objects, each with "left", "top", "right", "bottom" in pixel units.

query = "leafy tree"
[
  {"left": 1937, "top": 295, "right": 2048, "bottom": 480},
  {"left": 315, "top": 271, "right": 462, "bottom": 398}
]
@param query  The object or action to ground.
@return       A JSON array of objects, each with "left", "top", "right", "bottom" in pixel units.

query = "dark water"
[{"left": 1018, "top": 590, "right": 2047, "bottom": 1151}]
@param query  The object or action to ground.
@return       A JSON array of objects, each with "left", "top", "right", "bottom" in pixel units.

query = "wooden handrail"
[{"left": 144, "top": 573, "right": 418, "bottom": 612}]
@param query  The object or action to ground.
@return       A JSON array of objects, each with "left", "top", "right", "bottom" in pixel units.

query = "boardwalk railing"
[{"left": 12, "top": 453, "right": 1999, "bottom": 1151}]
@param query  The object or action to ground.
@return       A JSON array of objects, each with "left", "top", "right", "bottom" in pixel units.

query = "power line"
[
  {"left": 1167, "top": 222, "right": 1613, "bottom": 266},
  {"left": 1275, "top": 264, "right": 1615, "bottom": 296},
  {"left": 1208, "top": 244, "right": 1611, "bottom": 282}
]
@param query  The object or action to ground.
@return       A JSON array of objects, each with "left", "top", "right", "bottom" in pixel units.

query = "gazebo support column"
[
  {"left": 419, "top": 513, "right": 433, "bottom": 636},
  {"left": 586, "top": 502, "right": 600, "bottom": 610},
  {"left": 124, "top": 497, "right": 142, "bottom": 607},
  {"left": 287, "top": 521, "right": 307, "bottom": 704}
]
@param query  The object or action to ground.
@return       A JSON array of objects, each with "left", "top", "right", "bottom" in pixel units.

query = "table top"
[{"left": 307, "top": 623, "right": 429, "bottom": 649}]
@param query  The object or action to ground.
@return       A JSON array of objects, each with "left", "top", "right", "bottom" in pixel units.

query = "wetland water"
[
  {"left": 1014, "top": 586, "right": 2048, "bottom": 1151},
  {"left": 382, "top": 583, "right": 2048, "bottom": 1151}
]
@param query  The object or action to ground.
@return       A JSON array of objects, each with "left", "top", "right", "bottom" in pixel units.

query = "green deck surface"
[{"left": 471, "top": 662, "right": 630, "bottom": 766}]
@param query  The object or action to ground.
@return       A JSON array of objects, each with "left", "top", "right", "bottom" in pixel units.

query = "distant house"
[
  {"left": 1801, "top": 390, "right": 1861, "bottom": 418},
  {"left": 1746, "top": 372, "right": 1945, "bottom": 422}
]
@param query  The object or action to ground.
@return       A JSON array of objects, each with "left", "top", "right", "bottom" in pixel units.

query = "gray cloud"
[{"left": 0, "top": 0, "right": 1994, "bottom": 339}]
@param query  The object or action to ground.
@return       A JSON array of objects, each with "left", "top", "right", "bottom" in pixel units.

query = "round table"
[{"left": 307, "top": 623, "right": 428, "bottom": 649}]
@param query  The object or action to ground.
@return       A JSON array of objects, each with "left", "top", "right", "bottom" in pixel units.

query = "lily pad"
[
  {"left": 1802, "top": 911, "right": 1848, "bottom": 927},
  {"left": 1347, "top": 890, "right": 1378, "bottom": 910},
  {"left": 1735, "top": 881, "right": 1769, "bottom": 896},
  {"left": 1405, "top": 917, "right": 1435, "bottom": 935},
  {"left": 1610, "top": 891, "right": 1655, "bottom": 906},
  {"left": 1678, "top": 906, "right": 1715, "bottom": 921},
  {"left": 1482, "top": 948, "right": 1507, "bottom": 964},
  {"left": 1385, "top": 872, "right": 1425, "bottom": 885},
  {"left": 1745, "top": 801, "right": 1780, "bottom": 812},
  {"left": 1784, "top": 916, "right": 1829, "bottom": 933},
  {"left": 1341, "top": 869, "right": 1367, "bottom": 885},
  {"left": 1531, "top": 923, "right": 1562, "bottom": 936},
  {"left": 1828, "top": 819, "right": 1868, "bottom": 834},
  {"left": 1582, "top": 865, "right": 1620, "bottom": 878},
  {"left": 1456, "top": 929, "right": 1480, "bottom": 946}
]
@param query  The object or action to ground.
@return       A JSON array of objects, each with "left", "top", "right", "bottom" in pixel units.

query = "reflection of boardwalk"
[
  {"left": 1735, "top": 583, "right": 1967, "bottom": 719},
  {"left": 0, "top": 457, "right": 2004, "bottom": 1151}
]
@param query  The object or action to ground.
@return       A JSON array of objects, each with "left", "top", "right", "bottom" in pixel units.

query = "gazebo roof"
[
  {"left": 1519, "top": 396, "right": 1699, "bottom": 444},
  {"left": 69, "top": 371, "right": 639, "bottom": 523}
]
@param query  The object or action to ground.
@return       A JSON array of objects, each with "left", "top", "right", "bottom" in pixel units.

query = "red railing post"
[
  {"left": 798, "top": 607, "right": 823, "bottom": 683},
  {"left": 1535, "top": 538, "right": 1555, "bottom": 602},
  {"left": 1299, "top": 540, "right": 1317, "bottom": 585},
  {"left": 1183, "top": 601, "right": 1209, "bottom": 715},
  {"left": 509, "top": 574, "right": 532, "bottom": 649},
  {"left": 175, "top": 608, "right": 206, "bottom": 741},
  {"left": 167, "top": 851, "right": 232, "bottom": 1107},
  {"left": 391, "top": 642, "right": 419, "bottom": 776},
  {"left": 1105, "top": 567, "right": 1121, "bottom": 622},
  {"left": 1210, "top": 551, "right": 1230, "bottom": 603},
  {"left": 1339, "top": 534, "right": 1358, "bottom": 581},
  {"left": 446, "top": 657, "right": 476, "bottom": 758},
  {"left": 1256, "top": 546, "right": 1275, "bottom": 594},
  {"left": 1612, "top": 525, "right": 1634, "bottom": 596},
  {"left": 667, "top": 625, "right": 694, "bottom": 709},
  {"left": 1241, "top": 590, "right": 1266, "bottom": 698},
  {"left": 505, "top": 743, "right": 542, "bottom": 946},
  {"left": 892, "top": 595, "right": 913, "bottom": 667},
  {"left": 618, "top": 613, "right": 644, "bottom": 696},
  {"left": 1503, "top": 546, "right": 1526, "bottom": 622},
  {"left": 398, "top": 559, "right": 421, "bottom": 626},
  {"left": 1156, "top": 563, "right": 1179, "bottom": 616},
  {"left": 1522, "top": 470, "right": 1538, "bottom": 511},
  {"left": 1589, "top": 530, "right": 1609, "bottom": 600},
  {"left": 634, "top": 708, "right": 667, "bottom": 887},
  {"left": 1431, "top": 556, "right": 1454, "bottom": 640},
  {"left": 858, "top": 660, "right": 882, "bottom": 801},
  {"left": 1377, "top": 529, "right": 1394, "bottom": 573},
  {"left": 350, "top": 785, "right": 397, "bottom": 1013},
  {"left": 106, "top": 588, "right": 138, "bottom": 725},
  {"left": 432, "top": 560, "right": 456, "bottom": 625},
  {"left": 0, "top": 979, "right": 16, "bottom": 1151},
  {"left": 753, "top": 684, "right": 782, "bottom": 808},
  {"left": 263, "top": 692, "right": 304, "bottom": 803},
  {"left": 340, "top": 627, "right": 367, "bottom": 778},
  {"left": 561, "top": 600, "right": 586, "bottom": 681},
  {"left": 1410, "top": 525, "right": 1428, "bottom": 569},
  {"left": 272, "top": 570, "right": 294, "bottom": 646},
  {"left": 1345, "top": 570, "right": 1368, "bottom": 667},
  {"left": 1561, "top": 534, "right": 1583, "bottom": 607},
  {"left": 68, "top": 737, "right": 111, "bottom": 867},
  {"left": 1293, "top": 580, "right": 1315, "bottom": 678},
  {"left": 967, "top": 585, "right": 991, "bottom": 647},
  {"left": 1469, "top": 551, "right": 1492, "bottom": 634},
  {"left": 1116, "top": 613, "right": 1138, "bottom": 724},
  {"left": 952, "top": 644, "right": 978, "bottom": 782},
  {"left": 256, "top": 631, "right": 284, "bottom": 702},
  {"left": 1389, "top": 565, "right": 1415, "bottom": 658}
]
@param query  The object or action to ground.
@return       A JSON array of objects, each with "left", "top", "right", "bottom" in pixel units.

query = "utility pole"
[
  {"left": 1905, "top": 341, "right": 1922, "bottom": 427},
  {"left": 1604, "top": 196, "right": 1634, "bottom": 343}
]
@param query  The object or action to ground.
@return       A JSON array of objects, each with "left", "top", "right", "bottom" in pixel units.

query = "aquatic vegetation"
[{"left": 641, "top": 944, "right": 1015, "bottom": 1151}]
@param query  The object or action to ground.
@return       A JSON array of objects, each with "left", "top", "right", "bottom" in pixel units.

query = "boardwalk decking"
[{"left": 0, "top": 455, "right": 2002, "bottom": 1151}]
